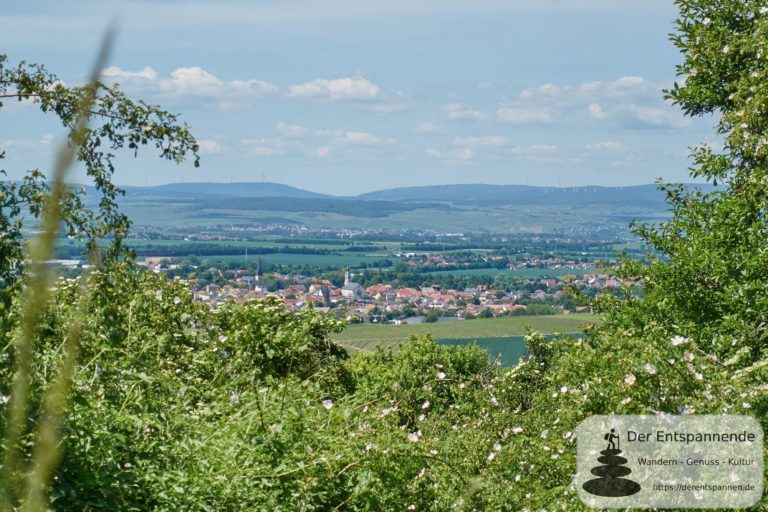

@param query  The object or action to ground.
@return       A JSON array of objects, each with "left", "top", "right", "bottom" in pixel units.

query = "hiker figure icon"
[{"left": 583, "top": 428, "right": 641, "bottom": 497}]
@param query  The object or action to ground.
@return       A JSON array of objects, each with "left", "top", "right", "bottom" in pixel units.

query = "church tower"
[{"left": 255, "top": 257, "right": 263, "bottom": 284}]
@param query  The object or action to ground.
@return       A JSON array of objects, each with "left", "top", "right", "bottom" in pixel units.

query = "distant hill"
[
  {"left": 108, "top": 182, "right": 714, "bottom": 208},
  {"left": 122, "top": 182, "right": 330, "bottom": 199},
  {"left": 356, "top": 183, "right": 713, "bottom": 206}
]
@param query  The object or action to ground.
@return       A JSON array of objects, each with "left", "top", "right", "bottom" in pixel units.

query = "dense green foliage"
[
  {"left": 2, "top": 1, "right": 768, "bottom": 509},
  {"left": 0, "top": 54, "right": 198, "bottom": 282}
]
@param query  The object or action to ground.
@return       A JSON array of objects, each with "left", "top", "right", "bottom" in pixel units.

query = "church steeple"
[
  {"left": 255, "top": 257, "right": 263, "bottom": 283},
  {"left": 344, "top": 268, "right": 351, "bottom": 286}
]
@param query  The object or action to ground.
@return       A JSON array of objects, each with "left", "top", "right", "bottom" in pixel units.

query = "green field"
[
  {"left": 426, "top": 267, "right": 595, "bottom": 278},
  {"left": 332, "top": 314, "right": 600, "bottom": 352},
  {"left": 195, "top": 252, "right": 387, "bottom": 267},
  {"left": 117, "top": 199, "right": 652, "bottom": 234},
  {"left": 436, "top": 334, "right": 584, "bottom": 366}
]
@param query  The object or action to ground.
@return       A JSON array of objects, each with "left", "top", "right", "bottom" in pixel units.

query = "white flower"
[
  {"left": 684, "top": 352, "right": 695, "bottom": 362},
  {"left": 551, "top": 392, "right": 558, "bottom": 398},
  {"left": 230, "top": 391, "right": 239, "bottom": 405},
  {"left": 723, "top": 45, "right": 730, "bottom": 54},
  {"left": 407, "top": 431, "right": 421, "bottom": 442},
  {"left": 624, "top": 373, "right": 637, "bottom": 385},
  {"left": 560, "top": 386, "right": 568, "bottom": 393},
  {"left": 365, "top": 443, "right": 375, "bottom": 452},
  {"left": 743, "top": 402, "right": 752, "bottom": 409},
  {"left": 540, "top": 429, "right": 549, "bottom": 439},
  {"left": 620, "top": 397, "right": 632, "bottom": 405},
  {"left": 761, "top": 6, "right": 768, "bottom": 14},
  {"left": 321, "top": 399, "right": 334, "bottom": 410},
  {"left": 458, "top": 382, "right": 466, "bottom": 389},
  {"left": 418, "top": 414, "right": 426, "bottom": 422},
  {"left": 514, "top": 474, "right": 521, "bottom": 482},
  {"left": 512, "top": 427, "right": 523, "bottom": 434},
  {"left": 487, "top": 452, "right": 496, "bottom": 461},
  {"left": 421, "top": 400, "right": 430, "bottom": 410},
  {"left": 490, "top": 396, "right": 499, "bottom": 407},
  {"left": 702, "top": 17, "right": 711, "bottom": 25},
  {"left": 417, "top": 467, "right": 426, "bottom": 478},
  {"left": 671, "top": 335, "right": 690, "bottom": 346},
  {"left": 218, "top": 335, "right": 228, "bottom": 343},
  {"left": 644, "top": 363, "right": 657, "bottom": 375},
  {"left": 437, "top": 371, "right": 447, "bottom": 380},
  {"left": 173, "top": 296, "right": 181, "bottom": 305},
  {"left": 155, "top": 290, "right": 163, "bottom": 301},
  {"left": 0, "top": 396, "right": 9, "bottom": 405},
  {"left": 429, "top": 449, "right": 439, "bottom": 456},
  {"left": 493, "top": 443, "right": 502, "bottom": 451},
  {"left": 407, "top": 505, "right": 416, "bottom": 511}
]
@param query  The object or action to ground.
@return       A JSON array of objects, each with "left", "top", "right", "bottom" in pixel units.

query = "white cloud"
[
  {"left": 518, "top": 83, "right": 562, "bottom": 100},
  {"left": 103, "top": 66, "right": 158, "bottom": 81},
  {"left": 443, "top": 103, "right": 489, "bottom": 121},
  {"left": 416, "top": 122, "right": 446, "bottom": 134},
  {"left": 2, "top": 135, "right": 55, "bottom": 150},
  {"left": 277, "top": 121, "right": 307, "bottom": 137},
  {"left": 371, "top": 102, "right": 409, "bottom": 113},
  {"left": 102, "top": 66, "right": 278, "bottom": 108},
  {"left": 498, "top": 76, "right": 687, "bottom": 129},
  {"left": 623, "top": 105, "right": 688, "bottom": 128},
  {"left": 158, "top": 67, "right": 278, "bottom": 97},
  {"left": 588, "top": 103, "right": 608, "bottom": 120},
  {"left": 319, "top": 130, "right": 395, "bottom": 146},
  {"left": 526, "top": 144, "right": 557, "bottom": 155},
  {"left": 425, "top": 148, "right": 443, "bottom": 157},
  {"left": 497, "top": 104, "right": 555, "bottom": 124},
  {"left": 288, "top": 76, "right": 380, "bottom": 100},
  {"left": 453, "top": 135, "right": 507, "bottom": 147},
  {"left": 240, "top": 137, "right": 293, "bottom": 157},
  {"left": 585, "top": 141, "right": 623, "bottom": 152},
  {"left": 197, "top": 139, "right": 224, "bottom": 155}
]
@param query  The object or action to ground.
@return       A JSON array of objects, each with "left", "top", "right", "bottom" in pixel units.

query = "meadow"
[
  {"left": 332, "top": 314, "right": 601, "bottom": 352},
  {"left": 199, "top": 252, "right": 386, "bottom": 267},
  {"left": 425, "top": 267, "right": 595, "bottom": 278}
]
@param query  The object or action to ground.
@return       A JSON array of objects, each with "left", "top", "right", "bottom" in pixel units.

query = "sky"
[{"left": 1, "top": 0, "right": 719, "bottom": 195}]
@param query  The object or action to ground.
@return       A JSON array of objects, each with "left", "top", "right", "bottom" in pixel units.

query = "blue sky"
[{"left": 1, "top": 0, "right": 718, "bottom": 195}]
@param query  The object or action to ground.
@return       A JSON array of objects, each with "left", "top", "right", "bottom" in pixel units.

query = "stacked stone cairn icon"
[{"left": 582, "top": 439, "right": 641, "bottom": 497}]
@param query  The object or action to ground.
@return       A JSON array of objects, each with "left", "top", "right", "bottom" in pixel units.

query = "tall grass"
[{"left": 0, "top": 28, "right": 113, "bottom": 512}]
